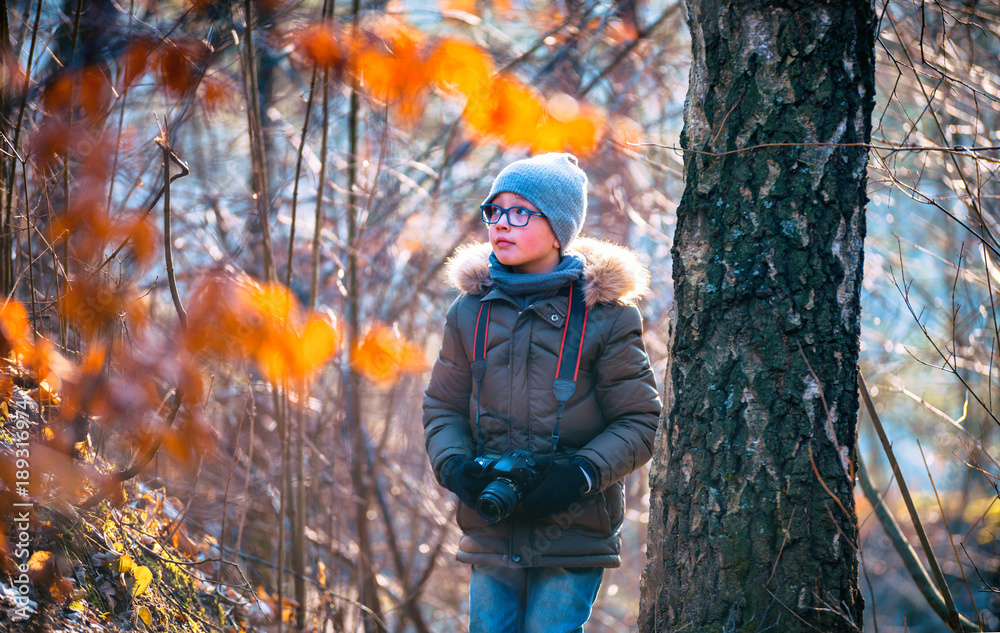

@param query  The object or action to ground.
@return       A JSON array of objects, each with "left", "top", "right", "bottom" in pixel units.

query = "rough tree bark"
[{"left": 640, "top": 2, "right": 875, "bottom": 632}]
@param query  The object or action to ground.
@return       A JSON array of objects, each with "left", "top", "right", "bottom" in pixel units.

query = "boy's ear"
[{"left": 553, "top": 238, "right": 561, "bottom": 250}]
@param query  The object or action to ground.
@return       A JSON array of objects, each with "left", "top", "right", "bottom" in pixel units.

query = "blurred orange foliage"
[
  {"left": 286, "top": 17, "right": 610, "bottom": 154},
  {"left": 351, "top": 323, "right": 426, "bottom": 385},
  {"left": 605, "top": 18, "right": 639, "bottom": 44},
  {"left": 158, "top": 39, "right": 209, "bottom": 96},
  {"left": 120, "top": 37, "right": 155, "bottom": 89},
  {"left": 466, "top": 76, "right": 544, "bottom": 146},
  {"left": 29, "top": 119, "right": 83, "bottom": 171},
  {"left": 60, "top": 277, "right": 129, "bottom": 339},
  {"left": 185, "top": 274, "right": 340, "bottom": 382},
  {"left": 439, "top": 0, "right": 477, "bottom": 15},
  {"left": 0, "top": 301, "right": 31, "bottom": 359},
  {"left": 532, "top": 93, "right": 605, "bottom": 155},
  {"left": 293, "top": 22, "right": 345, "bottom": 70},
  {"left": 353, "top": 17, "right": 429, "bottom": 126},
  {"left": 0, "top": 51, "right": 26, "bottom": 95},
  {"left": 428, "top": 38, "right": 494, "bottom": 98},
  {"left": 198, "top": 73, "right": 239, "bottom": 116},
  {"left": 42, "top": 66, "right": 112, "bottom": 122}
]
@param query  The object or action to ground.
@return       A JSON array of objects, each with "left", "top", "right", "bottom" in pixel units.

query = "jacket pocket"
[{"left": 538, "top": 492, "right": 610, "bottom": 537}]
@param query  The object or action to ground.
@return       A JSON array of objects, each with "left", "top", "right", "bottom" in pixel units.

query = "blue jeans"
[{"left": 469, "top": 564, "right": 604, "bottom": 633}]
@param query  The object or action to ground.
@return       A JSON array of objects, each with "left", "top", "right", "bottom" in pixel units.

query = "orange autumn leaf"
[
  {"left": 489, "top": 0, "right": 511, "bottom": 16},
  {"left": 161, "top": 428, "right": 196, "bottom": 466},
  {"left": 49, "top": 193, "right": 116, "bottom": 262},
  {"left": 42, "top": 67, "right": 111, "bottom": 121},
  {"left": 296, "top": 316, "right": 340, "bottom": 373},
  {"left": 27, "top": 551, "right": 57, "bottom": 586},
  {"left": 293, "top": 23, "right": 344, "bottom": 69},
  {"left": 605, "top": 18, "right": 639, "bottom": 44},
  {"left": 439, "top": 0, "right": 477, "bottom": 15},
  {"left": 29, "top": 120, "right": 79, "bottom": 170},
  {"left": 112, "top": 213, "right": 159, "bottom": 267},
  {"left": 428, "top": 38, "right": 494, "bottom": 98},
  {"left": 121, "top": 37, "right": 155, "bottom": 89},
  {"left": 78, "top": 65, "right": 112, "bottom": 121},
  {"left": 159, "top": 39, "right": 208, "bottom": 96},
  {"left": 0, "top": 51, "right": 26, "bottom": 95},
  {"left": 60, "top": 277, "right": 128, "bottom": 338},
  {"left": 255, "top": 316, "right": 339, "bottom": 382},
  {"left": 184, "top": 275, "right": 266, "bottom": 359},
  {"left": 198, "top": 73, "right": 239, "bottom": 116},
  {"left": 21, "top": 339, "right": 72, "bottom": 392},
  {"left": 0, "top": 301, "right": 31, "bottom": 358},
  {"left": 23, "top": 442, "right": 95, "bottom": 501},
  {"left": 465, "top": 76, "right": 545, "bottom": 147},
  {"left": 42, "top": 73, "right": 74, "bottom": 113},
  {"left": 186, "top": 274, "right": 338, "bottom": 381},
  {"left": 247, "top": 282, "right": 295, "bottom": 322},
  {"left": 353, "top": 17, "right": 429, "bottom": 125},
  {"left": 531, "top": 94, "right": 605, "bottom": 156},
  {"left": 532, "top": 115, "right": 604, "bottom": 156},
  {"left": 351, "top": 324, "right": 426, "bottom": 384},
  {"left": 27, "top": 380, "right": 61, "bottom": 407}
]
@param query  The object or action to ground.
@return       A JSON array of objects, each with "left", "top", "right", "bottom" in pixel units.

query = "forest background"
[{"left": 0, "top": 0, "right": 998, "bottom": 632}]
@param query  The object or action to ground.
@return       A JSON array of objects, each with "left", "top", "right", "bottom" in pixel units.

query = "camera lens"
[{"left": 477, "top": 479, "right": 521, "bottom": 524}]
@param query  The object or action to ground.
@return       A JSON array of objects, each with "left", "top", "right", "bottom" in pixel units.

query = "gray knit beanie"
[{"left": 482, "top": 153, "right": 588, "bottom": 251}]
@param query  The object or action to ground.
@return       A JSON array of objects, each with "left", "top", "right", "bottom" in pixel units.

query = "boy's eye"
[{"left": 512, "top": 207, "right": 531, "bottom": 217}]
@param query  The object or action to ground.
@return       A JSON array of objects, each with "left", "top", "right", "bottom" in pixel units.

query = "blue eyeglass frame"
[{"left": 480, "top": 203, "right": 546, "bottom": 227}]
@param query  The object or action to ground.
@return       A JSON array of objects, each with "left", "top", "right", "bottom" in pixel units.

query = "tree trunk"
[{"left": 640, "top": 2, "right": 875, "bottom": 632}]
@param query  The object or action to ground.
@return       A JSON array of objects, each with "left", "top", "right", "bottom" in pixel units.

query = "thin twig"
[
  {"left": 156, "top": 120, "right": 187, "bottom": 329},
  {"left": 916, "top": 440, "right": 982, "bottom": 629},
  {"left": 808, "top": 443, "right": 851, "bottom": 521},
  {"left": 858, "top": 373, "right": 967, "bottom": 631},
  {"left": 856, "top": 455, "right": 980, "bottom": 631}
]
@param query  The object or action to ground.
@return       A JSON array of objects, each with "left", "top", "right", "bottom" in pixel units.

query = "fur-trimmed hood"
[{"left": 445, "top": 237, "right": 650, "bottom": 307}]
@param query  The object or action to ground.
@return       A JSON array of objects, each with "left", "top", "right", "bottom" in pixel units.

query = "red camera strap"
[{"left": 472, "top": 281, "right": 588, "bottom": 453}]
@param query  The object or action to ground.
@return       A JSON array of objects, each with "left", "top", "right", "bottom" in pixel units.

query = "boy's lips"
[{"left": 494, "top": 238, "right": 515, "bottom": 247}]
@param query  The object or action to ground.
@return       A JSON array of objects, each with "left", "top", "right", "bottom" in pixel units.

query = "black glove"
[
  {"left": 519, "top": 459, "right": 592, "bottom": 518},
  {"left": 441, "top": 456, "right": 489, "bottom": 509}
]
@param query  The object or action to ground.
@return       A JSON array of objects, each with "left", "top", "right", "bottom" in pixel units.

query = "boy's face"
[{"left": 488, "top": 192, "right": 561, "bottom": 274}]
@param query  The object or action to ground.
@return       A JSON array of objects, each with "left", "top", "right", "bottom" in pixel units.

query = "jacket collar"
[{"left": 445, "top": 237, "right": 650, "bottom": 308}]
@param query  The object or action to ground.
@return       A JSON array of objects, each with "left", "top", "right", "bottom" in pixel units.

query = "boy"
[{"left": 423, "top": 153, "right": 661, "bottom": 633}]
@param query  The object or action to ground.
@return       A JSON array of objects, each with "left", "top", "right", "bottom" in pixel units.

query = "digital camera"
[{"left": 474, "top": 450, "right": 546, "bottom": 524}]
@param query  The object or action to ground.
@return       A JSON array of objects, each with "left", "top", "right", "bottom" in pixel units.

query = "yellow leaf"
[
  {"left": 131, "top": 566, "right": 152, "bottom": 598},
  {"left": 137, "top": 606, "right": 152, "bottom": 627},
  {"left": 113, "top": 554, "right": 134, "bottom": 574}
]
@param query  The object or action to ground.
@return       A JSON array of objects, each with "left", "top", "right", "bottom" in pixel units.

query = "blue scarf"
[{"left": 488, "top": 252, "right": 585, "bottom": 296}]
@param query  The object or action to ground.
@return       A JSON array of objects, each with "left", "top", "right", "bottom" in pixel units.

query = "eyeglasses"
[{"left": 481, "top": 204, "right": 546, "bottom": 227}]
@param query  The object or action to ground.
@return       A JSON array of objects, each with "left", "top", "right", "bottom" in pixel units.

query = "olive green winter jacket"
[{"left": 422, "top": 237, "right": 662, "bottom": 568}]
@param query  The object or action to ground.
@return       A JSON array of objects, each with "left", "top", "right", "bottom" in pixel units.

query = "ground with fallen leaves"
[{"left": 0, "top": 384, "right": 270, "bottom": 633}]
